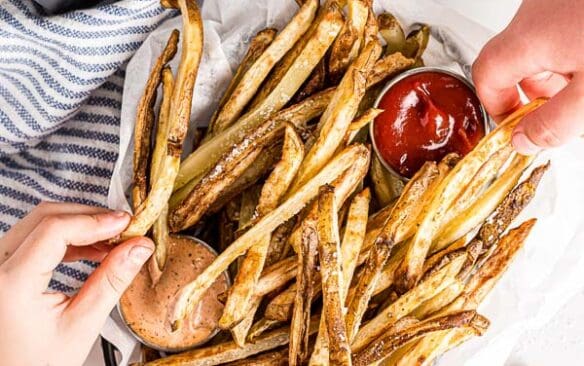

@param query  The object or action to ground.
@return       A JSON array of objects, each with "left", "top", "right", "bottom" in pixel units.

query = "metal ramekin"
[
  {"left": 370, "top": 66, "right": 490, "bottom": 180},
  {"left": 118, "top": 235, "right": 231, "bottom": 354}
]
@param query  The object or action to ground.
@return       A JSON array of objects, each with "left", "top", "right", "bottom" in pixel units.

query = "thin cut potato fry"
[
  {"left": 317, "top": 186, "right": 352, "bottom": 366},
  {"left": 353, "top": 311, "right": 489, "bottom": 366},
  {"left": 291, "top": 41, "right": 381, "bottom": 191},
  {"left": 148, "top": 67, "right": 174, "bottom": 285},
  {"left": 205, "top": 28, "right": 277, "bottom": 137},
  {"left": 145, "top": 319, "right": 319, "bottom": 366},
  {"left": 224, "top": 348, "right": 288, "bottom": 366},
  {"left": 132, "top": 30, "right": 179, "bottom": 210},
  {"left": 289, "top": 208, "right": 319, "bottom": 366},
  {"left": 394, "top": 98, "right": 546, "bottom": 292},
  {"left": 168, "top": 144, "right": 370, "bottom": 330},
  {"left": 207, "top": 0, "right": 318, "bottom": 138},
  {"left": 345, "top": 162, "right": 441, "bottom": 341},
  {"left": 378, "top": 12, "right": 406, "bottom": 55},
  {"left": 351, "top": 253, "right": 467, "bottom": 353},
  {"left": 247, "top": 319, "right": 284, "bottom": 344},
  {"left": 122, "top": 0, "right": 203, "bottom": 239},
  {"left": 173, "top": 4, "right": 343, "bottom": 191},
  {"left": 221, "top": 125, "right": 304, "bottom": 333},
  {"left": 310, "top": 188, "right": 371, "bottom": 365},
  {"left": 349, "top": 108, "right": 383, "bottom": 131}
]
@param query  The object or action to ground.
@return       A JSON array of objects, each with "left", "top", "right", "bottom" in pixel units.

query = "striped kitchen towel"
[{"left": 0, "top": 0, "right": 173, "bottom": 293}]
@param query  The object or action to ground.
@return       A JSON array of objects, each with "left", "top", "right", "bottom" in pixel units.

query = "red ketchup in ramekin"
[{"left": 371, "top": 67, "right": 487, "bottom": 179}]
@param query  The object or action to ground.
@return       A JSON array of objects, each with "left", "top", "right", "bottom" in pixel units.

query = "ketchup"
[{"left": 373, "top": 71, "right": 485, "bottom": 178}]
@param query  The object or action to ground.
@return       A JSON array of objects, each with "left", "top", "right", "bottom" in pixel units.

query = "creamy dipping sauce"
[{"left": 120, "top": 236, "right": 229, "bottom": 351}]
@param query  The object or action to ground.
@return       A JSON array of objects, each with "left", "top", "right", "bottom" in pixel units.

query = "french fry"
[
  {"left": 353, "top": 311, "right": 489, "bottom": 366},
  {"left": 224, "top": 348, "right": 288, "bottom": 366},
  {"left": 310, "top": 188, "right": 371, "bottom": 365},
  {"left": 366, "top": 52, "right": 415, "bottom": 89},
  {"left": 289, "top": 208, "right": 319, "bottom": 365},
  {"left": 351, "top": 253, "right": 467, "bottom": 353},
  {"left": 402, "top": 25, "right": 430, "bottom": 60},
  {"left": 168, "top": 144, "right": 369, "bottom": 330},
  {"left": 122, "top": 0, "right": 203, "bottom": 239},
  {"left": 378, "top": 13, "right": 406, "bottom": 55},
  {"left": 145, "top": 320, "right": 319, "bottom": 366},
  {"left": 132, "top": 30, "right": 179, "bottom": 211},
  {"left": 328, "top": 0, "right": 369, "bottom": 83},
  {"left": 206, "top": 0, "right": 318, "bottom": 138},
  {"left": 247, "top": 319, "right": 284, "bottom": 344},
  {"left": 222, "top": 125, "right": 304, "bottom": 342},
  {"left": 174, "top": 4, "right": 343, "bottom": 191},
  {"left": 317, "top": 186, "right": 352, "bottom": 366},
  {"left": 206, "top": 28, "right": 277, "bottom": 137},
  {"left": 363, "top": 5, "right": 380, "bottom": 46},
  {"left": 148, "top": 67, "right": 174, "bottom": 285},
  {"left": 394, "top": 99, "right": 547, "bottom": 292},
  {"left": 293, "top": 58, "right": 326, "bottom": 103},
  {"left": 345, "top": 162, "right": 441, "bottom": 341},
  {"left": 291, "top": 41, "right": 381, "bottom": 191}
]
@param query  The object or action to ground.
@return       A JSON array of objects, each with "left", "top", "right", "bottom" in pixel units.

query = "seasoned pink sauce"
[{"left": 120, "top": 236, "right": 228, "bottom": 350}]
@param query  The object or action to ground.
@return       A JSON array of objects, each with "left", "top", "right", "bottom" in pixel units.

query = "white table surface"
[{"left": 85, "top": 1, "right": 584, "bottom": 364}]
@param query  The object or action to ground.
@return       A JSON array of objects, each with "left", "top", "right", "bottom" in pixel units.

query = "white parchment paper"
[{"left": 105, "top": 1, "right": 584, "bottom": 365}]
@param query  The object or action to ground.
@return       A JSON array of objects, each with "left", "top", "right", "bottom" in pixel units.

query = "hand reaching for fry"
[
  {"left": 473, "top": 0, "right": 584, "bottom": 155},
  {"left": 0, "top": 202, "right": 153, "bottom": 366}
]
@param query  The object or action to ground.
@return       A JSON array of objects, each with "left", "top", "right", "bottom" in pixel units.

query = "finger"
[
  {"left": 472, "top": 27, "right": 546, "bottom": 120},
  {"left": 519, "top": 71, "right": 570, "bottom": 100},
  {"left": 63, "top": 245, "right": 110, "bottom": 263},
  {"left": 64, "top": 237, "right": 154, "bottom": 331},
  {"left": 3, "top": 211, "right": 130, "bottom": 285},
  {"left": 513, "top": 74, "right": 584, "bottom": 155},
  {"left": 0, "top": 202, "right": 109, "bottom": 265}
]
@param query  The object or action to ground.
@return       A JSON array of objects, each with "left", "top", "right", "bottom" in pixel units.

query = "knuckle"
[{"left": 38, "top": 215, "right": 67, "bottom": 234}]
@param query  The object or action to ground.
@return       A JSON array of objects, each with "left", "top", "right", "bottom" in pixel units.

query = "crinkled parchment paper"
[{"left": 105, "top": 1, "right": 584, "bottom": 365}]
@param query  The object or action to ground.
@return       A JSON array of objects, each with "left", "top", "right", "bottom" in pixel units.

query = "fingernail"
[
  {"left": 512, "top": 132, "right": 541, "bottom": 155},
  {"left": 129, "top": 244, "right": 153, "bottom": 265},
  {"left": 112, "top": 210, "right": 129, "bottom": 218}
]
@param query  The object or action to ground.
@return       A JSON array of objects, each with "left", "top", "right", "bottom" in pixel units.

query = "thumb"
[
  {"left": 513, "top": 74, "right": 584, "bottom": 155},
  {"left": 65, "top": 237, "right": 154, "bottom": 329}
]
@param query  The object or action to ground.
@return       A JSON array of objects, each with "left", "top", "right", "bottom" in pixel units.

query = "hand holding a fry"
[
  {"left": 0, "top": 202, "right": 153, "bottom": 366},
  {"left": 473, "top": 0, "right": 584, "bottom": 155}
]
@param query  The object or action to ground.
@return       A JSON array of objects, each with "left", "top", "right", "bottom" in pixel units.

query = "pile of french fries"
[{"left": 124, "top": 1, "right": 550, "bottom": 365}]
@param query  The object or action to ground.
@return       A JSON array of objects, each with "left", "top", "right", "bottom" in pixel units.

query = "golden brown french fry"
[
  {"left": 345, "top": 162, "right": 441, "bottom": 341},
  {"left": 132, "top": 30, "right": 179, "bottom": 211},
  {"left": 122, "top": 0, "right": 203, "bottom": 239},
  {"left": 317, "top": 185, "right": 352, "bottom": 366},
  {"left": 148, "top": 67, "right": 174, "bottom": 285},
  {"left": 351, "top": 253, "right": 467, "bottom": 352},
  {"left": 207, "top": 0, "right": 318, "bottom": 138},
  {"left": 146, "top": 319, "right": 319, "bottom": 366},
  {"left": 293, "top": 58, "right": 326, "bottom": 103},
  {"left": 292, "top": 41, "right": 381, "bottom": 191},
  {"left": 353, "top": 311, "right": 489, "bottom": 366},
  {"left": 289, "top": 208, "right": 319, "bottom": 366},
  {"left": 310, "top": 188, "right": 371, "bottom": 365},
  {"left": 394, "top": 99, "right": 547, "bottom": 292},
  {"left": 206, "top": 28, "right": 277, "bottom": 137},
  {"left": 378, "top": 13, "right": 406, "bottom": 55},
  {"left": 366, "top": 51, "right": 415, "bottom": 88},
  {"left": 402, "top": 25, "right": 430, "bottom": 60},
  {"left": 224, "top": 348, "right": 288, "bottom": 366},
  {"left": 346, "top": 108, "right": 383, "bottom": 145},
  {"left": 363, "top": 6, "right": 380, "bottom": 46},
  {"left": 328, "top": 0, "right": 369, "bottom": 83},
  {"left": 222, "top": 125, "right": 304, "bottom": 339},
  {"left": 168, "top": 144, "right": 369, "bottom": 330},
  {"left": 174, "top": 4, "right": 343, "bottom": 191},
  {"left": 247, "top": 318, "right": 284, "bottom": 344}
]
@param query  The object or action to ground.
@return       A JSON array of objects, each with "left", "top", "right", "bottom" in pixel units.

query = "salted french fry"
[
  {"left": 328, "top": 0, "right": 369, "bottom": 83},
  {"left": 174, "top": 3, "right": 342, "bottom": 191},
  {"left": 132, "top": 30, "right": 179, "bottom": 211},
  {"left": 289, "top": 208, "right": 319, "bottom": 366},
  {"left": 310, "top": 188, "right": 371, "bottom": 365},
  {"left": 206, "top": 28, "right": 277, "bottom": 137},
  {"left": 224, "top": 348, "right": 288, "bottom": 366},
  {"left": 222, "top": 125, "right": 304, "bottom": 340},
  {"left": 293, "top": 58, "right": 326, "bottom": 103},
  {"left": 345, "top": 162, "right": 441, "bottom": 341},
  {"left": 168, "top": 144, "right": 369, "bottom": 330},
  {"left": 363, "top": 6, "right": 380, "bottom": 46},
  {"left": 351, "top": 253, "right": 467, "bottom": 353},
  {"left": 145, "top": 320, "right": 319, "bottom": 366},
  {"left": 353, "top": 311, "right": 489, "bottom": 366},
  {"left": 346, "top": 108, "right": 383, "bottom": 144},
  {"left": 394, "top": 99, "right": 547, "bottom": 292},
  {"left": 122, "top": 0, "right": 203, "bottom": 239},
  {"left": 247, "top": 319, "right": 284, "bottom": 344},
  {"left": 378, "top": 13, "right": 406, "bottom": 55},
  {"left": 147, "top": 67, "right": 174, "bottom": 285},
  {"left": 206, "top": 0, "right": 318, "bottom": 138},
  {"left": 317, "top": 186, "right": 352, "bottom": 366},
  {"left": 291, "top": 41, "right": 381, "bottom": 191},
  {"left": 366, "top": 51, "right": 415, "bottom": 88}
]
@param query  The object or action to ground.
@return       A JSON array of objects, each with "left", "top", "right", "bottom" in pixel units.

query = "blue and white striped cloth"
[{"left": 0, "top": 0, "right": 173, "bottom": 293}]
